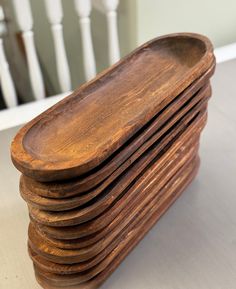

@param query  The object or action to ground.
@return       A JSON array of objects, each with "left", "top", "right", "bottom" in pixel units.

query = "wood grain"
[
  {"left": 9, "top": 33, "right": 216, "bottom": 289},
  {"left": 32, "top": 157, "right": 200, "bottom": 288},
  {"left": 34, "top": 108, "right": 207, "bottom": 241},
  {"left": 29, "top": 155, "right": 199, "bottom": 278},
  {"left": 28, "top": 141, "right": 199, "bottom": 264},
  {"left": 19, "top": 82, "right": 211, "bottom": 210},
  {"left": 32, "top": 135, "right": 200, "bottom": 250},
  {"left": 28, "top": 100, "right": 208, "bottom": 228},
  {"left": 11, "top": 33, "right": 215, "bottom": 181},
  {"left": 20, "top": 67, "right": 214, "bottom": 199}
]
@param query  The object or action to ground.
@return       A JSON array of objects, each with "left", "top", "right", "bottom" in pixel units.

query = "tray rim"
[{"left": 11, "top": 33, "right": 215, "bottom": 182}]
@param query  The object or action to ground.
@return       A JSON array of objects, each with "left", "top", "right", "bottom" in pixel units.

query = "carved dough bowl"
[
  {"left": 19, "top": 67, "right": 213, "bottom": 201},
  {"left": 32, "top": 157, "right": 199, "bottom": 288},
  {"left": 11, "top": 33, "right": 215, "bottom": 182},
  {"left": 28, "top": 104, "right": 208, "bottom": 227},
  {"left": 10, "top": 33, "right": 216, "bottom": 289}
]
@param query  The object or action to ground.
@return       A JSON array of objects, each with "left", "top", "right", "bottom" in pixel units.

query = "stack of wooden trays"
[{"left": 11, "top": 33, "right": 215, "bottom": 289}]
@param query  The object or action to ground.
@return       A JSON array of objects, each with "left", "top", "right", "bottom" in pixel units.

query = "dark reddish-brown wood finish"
[
  {"left": 28, "top": 143, "right": 199, "bottom": 264},
  {"left": 20, "top": 80, "right": 212, "bottom": 207},
  {"left": 20, "top": 67, "right": 214, "bottom": 199},
  {"left": 33, "top": 158, "right": 200, "bottom": 289},
  {"left": 10, "top": 33, "right": 216, "bottom": 289},
  {"left": 28, "top": 103, "right": 208, "bottom": 227},
  {"left": 11, "top": 33, "right": 215, "bottom": 182},
  {"left": 31, "top": 136, "right": 200, "bottom": 250}
]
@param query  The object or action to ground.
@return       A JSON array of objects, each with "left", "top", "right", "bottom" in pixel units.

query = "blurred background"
[{"left": 0, "top": 0, "right": 236, "bottom": 128}]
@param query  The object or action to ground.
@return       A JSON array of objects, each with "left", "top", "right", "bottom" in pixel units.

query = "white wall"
[{"left": 136, "top": 0, "right": 236, "bottom": 48}]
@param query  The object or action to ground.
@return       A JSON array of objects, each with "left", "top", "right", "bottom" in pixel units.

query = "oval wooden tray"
[
  {"left": 28, "top": 100, "right": 208, "bottom": 227},
  {"left": 33, "top": 157, "right": 198, "bottom": 289},
  {"left": 20, "top": 86, "right": 210, "bottom": 212},
  {"left": 20, "top": 82, "right": 211, "bottom": 209},
  {"left": 29, "top": 154, "right": 199, "bottom": 268},
  {"left": 33, "top": 134, "right": 200, "bottom": 247},
  {"left": 11, "top": 33, "right": 214, "bottom": 182},
  {"left": 33, "top": 158, "right": 197, "bottom": 289},
  {"left": 20, "top": 67, "right": 214, "bottom": 199},
  {"left": 28, "top": 139, "right": 199, "bottom": 264},
  {"left": 30, "top": 157, "right": 199, "bottom": 287},
  {"left": 32, "top": 135, "right": 200, "bottom": 250},
  {"left": 34, "top": 109, "right": 207, "bottom": 240}
]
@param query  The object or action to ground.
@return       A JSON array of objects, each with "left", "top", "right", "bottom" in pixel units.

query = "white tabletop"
[{"left": 0, "top": 59, "right": 236, "bottom": 289}]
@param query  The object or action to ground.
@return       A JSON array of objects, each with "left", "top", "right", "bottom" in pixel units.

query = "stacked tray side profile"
[{"left": 10, "top": 33, "right": 216, "bottom": 289}]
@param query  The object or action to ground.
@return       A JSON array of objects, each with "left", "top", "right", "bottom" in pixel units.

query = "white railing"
[
  {"left": 93, "top": 0, "right": 120, "bottom": 64},
  {"left": 44, "top": 0, "right": 72, "bottom": 92},
  {"left": 0, "top": 6, "right": 18, "bottom": 108},
  {"left": 0, "top": 0, "right": 120, "bottom": 129},
  {"left": 13, "top": 0, "right": 46, "bottom": 100}
]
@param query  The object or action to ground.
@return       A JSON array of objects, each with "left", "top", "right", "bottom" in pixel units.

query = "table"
[{"left": 0, "top": 59, "right": 236, "bottom": 289}]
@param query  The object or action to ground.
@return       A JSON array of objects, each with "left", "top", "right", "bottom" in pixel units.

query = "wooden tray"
[
  {"left": 20, "top": 83, "right": 211, "bottom": 211},
  {"left": 11, "top": 33, "right": 214, "bottom": 182},
  {"left": 29, "top": 154, "right": 199, "bottom": 274},
  {"left": 32, "top": 134, "right": 200, "bottom": 248},
  {"left": 28, "top": 100, "right": 207, "bottom": 227},
  {"left": 20, "top": 67, "right": 214, "bottom": 199},
  {"left": 32, "top": 135, "right": 200, "bottom": 250},
  {"left": 34, "top": 109, "right": 207, "bottom": 240},
  {"left": 32, "top": 157, "right": 200, "bottom": 288},
  {"left": 33, "top": 159, "right": 198, "bottom": 289},
  {"left": 28, "top": 140, "right": 199, "bottom": 264}
]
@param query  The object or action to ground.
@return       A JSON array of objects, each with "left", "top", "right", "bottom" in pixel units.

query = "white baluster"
[
  {"left": 0, "top": 38, "right": 17, "bottom": 108},
  {"left": 102, "top": 0, "right": 120, "bottom": 65},
  {"left": 44, "top": 0, "right": 71, "bottom": 92},
  {"left": 0, "top": 6, "right": 17, "bottom": 108},
  {"left": 12, "top": 0, "right": 45, "bottom": 100},
  {"left": 74, "top": 0, "right": 96, "bottom": 81}
]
